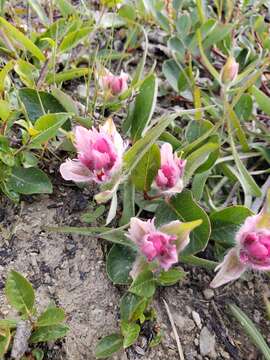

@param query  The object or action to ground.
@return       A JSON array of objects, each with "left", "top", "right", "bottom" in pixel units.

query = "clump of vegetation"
[
  {"left": 0, "top": 271, "right": 69, "bottom": 359},
  {"left": 0, "top": 0, "right": 270, "bottom": 358}
]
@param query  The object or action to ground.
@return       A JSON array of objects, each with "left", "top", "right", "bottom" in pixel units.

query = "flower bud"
[
  {"left": 221, "top": 56, "right": 239, "bottom": 84},
  {"left": 98, "top": 68, "right": 129, "bottom": 97},
  {"left": 154, "top": 143, "right": 186, "bottom": 196}
]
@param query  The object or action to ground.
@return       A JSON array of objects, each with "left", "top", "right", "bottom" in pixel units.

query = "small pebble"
[
  {"left": 199, "top": 326, "right": 217, "bottom": 359},
  {"left": 203, "top": 288, "right": 215, "bottom": 300},
  {"left": 192, "top": 311, "right": 202, "bottom": 329}
]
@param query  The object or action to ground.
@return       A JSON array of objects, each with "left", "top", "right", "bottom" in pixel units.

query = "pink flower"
[
  {"left": 210, "top": 213, "right": 270, "bottom": 288},
  {"left": 154, "top": 143, "right": 186, "bottom": 196},
  {"left": 60, "top": 119, "right": 125, "bottom": 184},
  {"left": 99, "top": 69, "right": 128, "bottom": 97},
  {"left": 127, "top": 217, "right": 192, "bottom": 271}
]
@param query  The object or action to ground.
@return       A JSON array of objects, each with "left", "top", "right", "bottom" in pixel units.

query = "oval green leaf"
[
  {"left": 9, "top": 167, "right": 52, "bottom": 195},
  {"left": 155, "top": 190, "right": 211, "bottom": 255},
  {"left": 106, "top": 245, "right": 136, "bottom": 285}
]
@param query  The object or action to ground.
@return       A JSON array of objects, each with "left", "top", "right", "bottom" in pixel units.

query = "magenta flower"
[
  {"left": 60, "top": 119, "right": 125, "bottom": 184},
  {"left": 154, "top": 143, "right": 186, "bottom": 196},
  {"left": 210, "top": 212, "right": 270, "bottom": 288},
  {"left": 99, "top": 69, "right": 129, "bottom": 97},
  {"left": 127, "top": 217, "right": 196, "bottom": 271}
]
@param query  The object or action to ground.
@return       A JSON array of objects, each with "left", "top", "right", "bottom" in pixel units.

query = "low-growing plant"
[
  {"left": 0, "top": 0, "right": 270, "bottom": 358},
  {"left": 0, "top": 270, "right": 69, "bottom": 359}
]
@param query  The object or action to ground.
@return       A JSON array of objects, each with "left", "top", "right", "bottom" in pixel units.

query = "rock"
[
  {"left": 174, "top": 314, "right": 195, "bottom": 332},
  {"left": 199, "top": 327, "right": 217, "bottom": 359},
  {"left": 77, "top": 84, "right": 87, "bottom": 99},
  {"left": 203, "top": 288, "right": 215, "bottom": 300},
  {"left": 192, "top": 311, "right": 202, "bottom": 329}
]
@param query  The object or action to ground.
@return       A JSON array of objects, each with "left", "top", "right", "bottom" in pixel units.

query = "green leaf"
[
  {"left": 130, "top": 74, "right": 158, "bottom": 141},
  {"left": 37, "top": 307, "right": 65, "bottom": 327},
  {"left": 30, "top": 324, "right": 69, "bottom": 343},
  {"left": 118, "top": 4, "right": 136, "bottom": 21},
  {"left": 225, "top": 102, "right": 249, "bottom": 152},
  {"left": 59, "top": 27, "right": 91, "bottom": 53},
  {"left": 176, "top": 14, "right": 191, "bottom": 36},
  {"left": 191, "top": 171, "right": 211, "bottom": 201},
  {"left": 121, "top": 321, "right": 140, "bottom": 348},
  {"left": 5, "top": 271, "right": 35, "bottom": 315},
  {"left": 106, "top": 245, "right": 136, "bottom": 285},
  {"left": 252, "top": 85, "right": 270, "bottom": 116},
  {"left": 124, "top": 113, "right": 179, "bottom": 173},
  {"left": 184, "top": 142, "right": 219, "bottom": 185},
  {"left": 196, "top": 29, "right": 220, "bottom": 83},
  {"left": 30, "top": 113, "right": 70, "bottom": 147},
  {"left": 119, "top": 180, "right": 135, "bottom": 226},
  {"left": 131, "top": 144, "right": 160, "bottom": 192},
  {"left": 235, "top": 94, "right": 253, "bottom": 121},
  {"left": 19, "top": 89, "right": 67, "bottom": 123},
  {"left": 155, "top": 190, "right": 210, "bottom": 255},
  {"left": 32, "top": 349, "right": 44, "bottom": 360},
  {"left": 129, "top": 270, "right": 156, "bottom": 298},
  {"left": 157, "top": 267, "right": 186, "bottom": 286},
  {"left": 120, "top": 293, "right": 147, "bottom": 322},
  {"left": 0, "top": 99, "right": 10, "bottom": 121},
  {"left": 0, "top": 328, "right": 10, "bottom": 357},
  {"left": 81, "top": 206, "right": 105, "bottom": 223},
  {"left": 162, "top": 59, "right": 181, "bottom": 93},
  {"left": 55, "top": 0, "right": 76, "bottom": 16},
  {"left": 27, "top": 0, "right": 49, "bottom": 25},
  {"left": 229, "top": 304, "right": 270, "bottom": 360},
  {"left": 0, "top": 60, "right": 15, "bottom": 93},
  {"left": 95, "top": 334, "right": 123, "bottom": 359},
  {"left": 46, "top": 226, "right": 137, "bottom": 250},
  {"left": 14, "top": 59, "right": 39, "bottom": 88},
  {"left": 0, "top": 319, "right": 17, "bottom": 329},
  {"left": 46, "top": 68, "right": 89, "bottom": 84},
  {"left": 51, "top": 88, "right": 78, "bottom": 115},
  {"left": 0, "top": 17, "right": 45, "bottom": 61},
  {"left": 210, "top": 206, "right": 253, "bottom": 247},
  {"left": 185, "top": 119, "right": 213, "bottom": 143},
  {"left": 203, "top": 23, "right": 233, "bottom": 49},
  {"left": 230, "top": 135, "right": 261, "bottom": 197},
  {"left": 9, "top": 167, "right": 52, "bottom": 195}
]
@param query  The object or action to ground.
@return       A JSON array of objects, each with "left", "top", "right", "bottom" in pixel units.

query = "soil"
[{"left": 0, "top": 188, "right": 269, "bottom": 360}]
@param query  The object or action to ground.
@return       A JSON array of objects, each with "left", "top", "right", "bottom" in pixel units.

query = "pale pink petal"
[
  {"left": 210, "top": 248, "right": 247, "bottom": 288},
  {"left": 160, "top": 178, "right": 184, "bottom": 196},
  {"left": 128, "top": 217, "right": 156, "bottom": 246},
  {"left": 235, "top": 214, "right": 260, "bottom": 245},
  {"left": 60, "top": 159, "right": 93, "bottom": 182},
  {"left": 74, "top": 126, "right": 92, "bottom": 154},
  {"left": 100, "top": 118, "right": 125, "bottom": 158},
  {"left": 158, "top": 246, "right": 178, "bottom": 270},
  {"left": 160, "top": 143, "right": 174, "bottom": 164}
]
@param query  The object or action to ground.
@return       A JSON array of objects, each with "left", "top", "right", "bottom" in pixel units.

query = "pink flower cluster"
[
  {"left": 211, "top": 213, "right": 270, "bottom": 288},
  {"left": 60, "top": 103, "right": 186, "bottom": 197},
  {"left": 127, "top": 217, "right": 191, "bottom": 271},
  {"left": 60, "top": 119, "right": 125, "bottom": 184}
]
